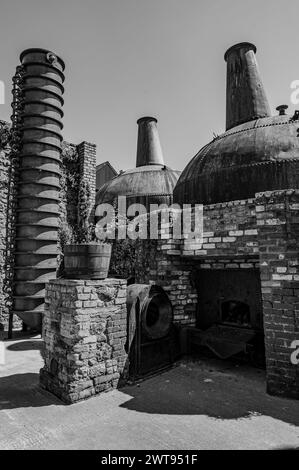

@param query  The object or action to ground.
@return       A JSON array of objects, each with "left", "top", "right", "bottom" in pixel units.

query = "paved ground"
[{"left": 0, "top": 332, "right": 298, "bottom": 450}]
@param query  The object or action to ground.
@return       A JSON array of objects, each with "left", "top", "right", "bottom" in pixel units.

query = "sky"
[{"left": 0, "top": 0, "right": 298, "bottom": 172}]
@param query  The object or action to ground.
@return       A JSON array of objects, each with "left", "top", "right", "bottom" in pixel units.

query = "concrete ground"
[{"left": 0, "top": 332, "right": 298, "bottom": 450}]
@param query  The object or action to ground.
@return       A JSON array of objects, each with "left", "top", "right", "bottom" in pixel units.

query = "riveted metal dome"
[
  {"left": 173, "top": 42, "right": 299, "bottom": 205},
  {"left": 173, "top": 115, "right": 299, "bottom": 205},
  {"left": 96, "top": 117, "right": 181, "bottom": 208},
  {"left": 96, "top": 164, "right": 180, "bottom": 207}
]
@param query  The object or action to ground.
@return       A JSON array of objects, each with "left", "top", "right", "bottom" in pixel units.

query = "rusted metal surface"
[
  {"left": 127, "top": 284, "right": 178, "bottom": 380},
  {"left": 225, "top": 42, "right": 271, "bottom": 131},
  {"left": 174, "top": 115, "right": 299, "bottom": 205},
  {"left": 12, "top": 48, "right": 64, "bottom": 330}
]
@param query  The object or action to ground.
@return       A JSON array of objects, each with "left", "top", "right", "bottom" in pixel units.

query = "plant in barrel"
[{"left": 63, "top": 181, "right": 112, "bottom": 280}]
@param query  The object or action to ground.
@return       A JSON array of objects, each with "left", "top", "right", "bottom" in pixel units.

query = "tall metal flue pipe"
[
  {"left": 224, "top": 42, "right": 271, "bottom": 130},
  {"left": 12, "top": 49, "right": 65, "bottom": 330}
]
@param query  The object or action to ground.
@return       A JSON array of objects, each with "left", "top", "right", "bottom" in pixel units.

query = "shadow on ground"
[
  {"left": 120, "top": 362, "right": 299, "bottom": 426},
  {"left": 7, "top": 340, "right": 43, "bottom": 352},
  {"left": 272, "top": 446, "right": 299, "bottom": 450},
  {"left": 1, "top": 347, "right": 298, "bottom": 429},
  {"left": 0, "top": 331, "right": 41, "bottom": 341},
  {"left": 0, "top": 335, "right": 56, "bottom": 410},
  {"left": 0, "top": 373, "right": 62, "bottom": 410}
]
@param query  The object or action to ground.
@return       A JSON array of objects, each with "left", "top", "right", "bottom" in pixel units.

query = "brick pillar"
[
  {"left": 77, "top": 141, "right": 96, "bottom": 222},
  {"left": 256, "top": 190, "right": 299, "bottom": 399},
  {"left": 40, "top": 278, "right": 128, "bottom": 403}
]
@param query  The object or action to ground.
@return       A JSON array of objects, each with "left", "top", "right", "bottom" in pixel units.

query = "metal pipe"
[
  {"left": 136, "top": 117, "right": 164, "bottom": 167},
  {"left": 225, "top": 42, "right": 271, "bottom": 130}
]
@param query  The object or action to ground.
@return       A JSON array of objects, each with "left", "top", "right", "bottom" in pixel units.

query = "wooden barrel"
[{"left": 64, "top": 244, "right": 112, "bottom": 280}]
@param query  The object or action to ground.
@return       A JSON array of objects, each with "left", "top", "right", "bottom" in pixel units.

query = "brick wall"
[
  {"left": 135, "top": 237, "right": 198, "bottom": 327},
  {"left": 182, "top": 198, "right": 259, "bottom": 258},
  {"left": 40, "top": 278, "right": 128, "bottom": 403},
  {"left": 256, "top": 190, "right": 299, "bottom": 399},
  {"left": 134, "top": 196, "right": 299, "bottom": 399},
  {"left": 135, "top": 199, "right": 260, "bottom": 327},
  {"left": 78, "top": 141, "right": 97, "bottom": 223}
]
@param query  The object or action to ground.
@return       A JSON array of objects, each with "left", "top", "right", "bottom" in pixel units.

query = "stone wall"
[
  {"left": 255, "top": 190, "right": 299, "bottom": 399},
  {"left": 40, "top": 278, "right": 128, "bottom": 403}
]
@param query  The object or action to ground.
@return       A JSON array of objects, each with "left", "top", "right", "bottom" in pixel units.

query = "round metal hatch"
[{"left": 141, "top": 288, "right": 173, "bottom": 340}]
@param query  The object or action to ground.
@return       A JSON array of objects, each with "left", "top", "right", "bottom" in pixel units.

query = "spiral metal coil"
[{"left": 12, "top": 49, "right": 65, "bottom": 330}]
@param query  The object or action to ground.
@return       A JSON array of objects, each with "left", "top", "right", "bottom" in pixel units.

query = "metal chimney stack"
[
  {"left": 12, "top": 48, "right": 65, "bottom": 330},
  {"left": 136, "top": 117, "right": 164, "bottom": 167},
  {"left": 224, "top": 42, "right": 271, "bottom": 130}
]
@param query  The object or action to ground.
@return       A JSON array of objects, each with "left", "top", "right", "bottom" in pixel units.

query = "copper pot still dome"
[
  {"left": 173, "top": 42, "right": 299, "bottom": 206},
  {"left": 96, "top": 117, "right": 181, "bottom": 210}
]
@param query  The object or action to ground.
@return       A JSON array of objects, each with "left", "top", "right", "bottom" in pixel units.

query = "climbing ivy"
[
  {"left": 57, "top": 142, "right": 80, "bottom": 275},
  {"left": 0, "top": 121, "right": 12, "bottom": 149},
  {"left": 109, "top": 238, "right": 137, "bottom": 280}
]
